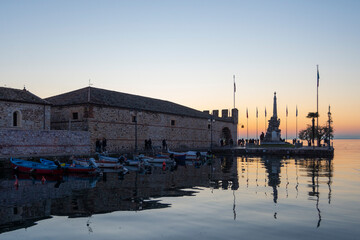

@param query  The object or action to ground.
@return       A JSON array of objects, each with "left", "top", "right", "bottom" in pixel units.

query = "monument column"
[
  {"left": 263, "top": 92, "right": 282, "bottom": 143},
  {"left": 273, "top": 92, "right": 277, "bottom": 118}
]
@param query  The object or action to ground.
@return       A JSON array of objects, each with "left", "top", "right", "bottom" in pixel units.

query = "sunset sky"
[{"left": 1, "top": 1, "right": 359, "bottom": 138}]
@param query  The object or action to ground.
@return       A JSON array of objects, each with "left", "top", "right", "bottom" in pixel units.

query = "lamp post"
[
  {"left": 130, "top": 110, "right": 138, "bottom": 153},
  {"left": 208, "top": 117, "right": 215, "bottom": 151}
]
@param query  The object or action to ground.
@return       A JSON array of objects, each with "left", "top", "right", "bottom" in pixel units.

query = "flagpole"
[
  {"left": 296, "top": 105, "right": 298, "bottom": 141},
  {"left": 233, "top": 75, "right": 236, "bottom": 109},
  {"left": 286, "top": 105, "right": 288, "bottom": 142},
  {"left": 316, "top": 65, "right": 319, "bottom": 146},
  {"left": 256, "top": 107, "right": 258, "bottom": 142},
  {"left": 246, "top": 108, "right": 249, "bottom": 141}
]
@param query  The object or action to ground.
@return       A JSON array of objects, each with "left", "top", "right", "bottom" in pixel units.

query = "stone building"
[
  {"left": 0, "top": 87, "right": 90, "bottom": 158},
  {"left": 46, "top": 86, "right": 238, "bottom": 153},
  {"left": 0, "top": 87, "right": 51, "bottom": 130}
]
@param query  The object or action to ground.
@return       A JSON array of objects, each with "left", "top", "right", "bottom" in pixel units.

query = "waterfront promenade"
[{"left": 212, "top": 145, "right": 334, "bottom": 158}]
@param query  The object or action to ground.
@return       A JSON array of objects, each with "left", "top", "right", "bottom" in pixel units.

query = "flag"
[
  {"left": 246, "top": 108, "right": 248, "bottom": 118},
  {"left": 265, "top": 107, "right": 267, "bottom": 117},
  {"left": 317, "top": 65, "right": 320, "bottom": 87},
  {"left": 286, "top": 105, "right": 288, "bottom": 117},
  {"left": 233, "top": 75, "right": 236, "bottom": 93},
  {"left": 296, "top": 105, "right": 298, "bottom": 117},
  {"left": 256, "top": 107, "right": 258, "bottom": 118}
]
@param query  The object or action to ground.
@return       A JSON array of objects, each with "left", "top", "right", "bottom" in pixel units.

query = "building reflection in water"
[
  {"left": 0, "top": 155, "right": 333, "bottom": 234},
  {"left": 0, "top": 159, "right": 236, "bottom": 234}
]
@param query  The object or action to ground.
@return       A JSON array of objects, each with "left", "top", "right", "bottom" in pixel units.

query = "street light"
[
  {"left": 130, "top": 110, "right": 138, "bottom": 153},
  {"left": 208, "top": 117, "right": 215, "bottom": 151}
]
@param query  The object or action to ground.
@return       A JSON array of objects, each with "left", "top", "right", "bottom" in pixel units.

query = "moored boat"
[
  {"left": 75, "top": 156, "right": 125, "bottom": 169},
  {"left": 137, "top": 154, "right": 175, "bottom": 165},
  {"left": 164, "top": 150, "right": 186, "bottom": 161},
  {"left": 10, "top": 158, "right": 63, "bottom": 175},
  {"left": 168, "top": 150, "right": 209, "bottom": 161},
  {"left": 40, "top": 158, "right": 98, "bottom": 173}
]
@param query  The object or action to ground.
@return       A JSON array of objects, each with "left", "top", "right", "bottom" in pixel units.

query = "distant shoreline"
[{"left": 333, "top": 137, "right": 360, "bottom": 140}]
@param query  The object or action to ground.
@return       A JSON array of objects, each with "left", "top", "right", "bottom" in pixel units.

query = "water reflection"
[
  {"left": 0, "top": 155, "right": 334, "bottom": 234},
  {"left": 236, "top": 156, "right": 333, "bottom": 227},
  {"left": 0, "top": 172, "right": 98, "bottom": 233}
]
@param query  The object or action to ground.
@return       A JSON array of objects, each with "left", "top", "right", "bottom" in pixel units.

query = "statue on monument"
[{"left": 263, "top": 92, "right": 282, "bottom": 143}]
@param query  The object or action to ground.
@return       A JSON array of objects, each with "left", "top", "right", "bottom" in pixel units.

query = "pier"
[{"left": 212, "top": 146, "right": 334, "bottom": 158}]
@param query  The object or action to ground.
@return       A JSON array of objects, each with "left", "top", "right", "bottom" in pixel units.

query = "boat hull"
[
  {"left": 11, "top": 158, "right": 63, "bottom": 175},
  {"left": 40, "top": 158, "right": 97, "bottom": 173}
]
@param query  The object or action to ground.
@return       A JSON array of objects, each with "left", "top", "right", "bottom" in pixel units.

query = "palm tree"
[{"left": 307, "top": 112, "right": 319, "bottom": 146}]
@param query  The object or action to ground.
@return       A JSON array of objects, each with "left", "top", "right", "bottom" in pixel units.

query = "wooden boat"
[
  {"left": 10, "top": 158, "right": 63, "bottom": 175},
  {"left": 40, "top": 158, "right": 98, "bottom": 173}
]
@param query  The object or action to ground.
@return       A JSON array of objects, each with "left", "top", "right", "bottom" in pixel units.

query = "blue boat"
[
  {"left": 40, "top": 158, "right": 98, "bottom": 173},
  {"left": 10, "top": 158, "right": 63, "bottom": 174}
]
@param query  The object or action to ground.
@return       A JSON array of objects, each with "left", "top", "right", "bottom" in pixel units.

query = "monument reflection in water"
[{"left": 1, "top": 140, "right": 360, "bottom": 240}]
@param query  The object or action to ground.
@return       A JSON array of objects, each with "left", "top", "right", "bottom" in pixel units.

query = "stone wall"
[
  {"left": 0, "top": 101, "right": 50, "bottom": 130},
  {"left": 50, "top": 105, "right": 89, "bottom": 131},
  {"left": 0, "top": 129, "right": 90, "bottom": 158},
  {"left": 50, "top": 104, "right": 237, "bottom": 153},
  {"left": 88, "top": 106, "right": 237, "bottom": 152}
]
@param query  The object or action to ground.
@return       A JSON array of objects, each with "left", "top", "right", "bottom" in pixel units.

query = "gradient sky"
[{"left": 1, "top": 0, "right": 359, "bottom": 138}]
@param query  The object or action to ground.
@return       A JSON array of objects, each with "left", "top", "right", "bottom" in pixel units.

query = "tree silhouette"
[{"left": 306, "top": 112, "right": 319, "bottom": 146}]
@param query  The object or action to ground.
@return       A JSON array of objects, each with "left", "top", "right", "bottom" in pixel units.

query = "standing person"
[
  {"left": 99, "top": 139, "right": 103, "bottom": 152},
  {"left": 102, "top": 137, "right": 107, "bottom": 152},
  {"left": 95, "top": 139, "right": 100, "bottom": 153},
  {"left": 162, "top": 139, "right": 167, "bottom": 151},
  {"left": 145, "top": 139, "right": 148, "bottom": 150}
]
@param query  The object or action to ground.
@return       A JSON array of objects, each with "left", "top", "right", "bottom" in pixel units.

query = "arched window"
[{"left": 12, "top": 111, "right": 21, "bottom": 127}]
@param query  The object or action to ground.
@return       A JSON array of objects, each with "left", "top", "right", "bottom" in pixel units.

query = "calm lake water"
[{"left": 1, "top": 139, "right": 360, "bottom": 240}]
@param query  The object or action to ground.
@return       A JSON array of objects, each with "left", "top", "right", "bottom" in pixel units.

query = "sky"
[{"left": 1, "top": 0, "right": 359, "bottom": 139}]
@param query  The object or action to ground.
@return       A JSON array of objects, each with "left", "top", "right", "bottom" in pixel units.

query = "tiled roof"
[
  {"left": 46, "top": 87, "right": 219, "bottom": 120},
  {"left": 0, "top": 87, "right": 50, "bottom": 105}
]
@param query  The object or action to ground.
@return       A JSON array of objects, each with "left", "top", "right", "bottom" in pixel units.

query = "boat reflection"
[{"left": 0, "top": 172, "right": 98, "bottom": 233}]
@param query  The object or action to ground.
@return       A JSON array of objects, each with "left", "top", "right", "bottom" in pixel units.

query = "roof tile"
[{"left": 46, "top": 87, "right": 217, "bottom": 120}]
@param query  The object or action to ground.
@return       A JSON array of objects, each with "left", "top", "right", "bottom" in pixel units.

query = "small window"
[
  {"left": 72, "top": 112, "right": 79, "bottom": 120},
  {"left": 208, "top": 124, "right": 211, "bottom": 129},
  {"left": 132, "top": 116, "right": 137, "bottom": 123},
  {"left": 171, "top": 120, "right": 175, "bottom": 126},
  {"left": 12, "top": 111, "right": 21, "bottom": 127},
  {"left": 13, "top": 112, "right": 18, "bottom": 126}
]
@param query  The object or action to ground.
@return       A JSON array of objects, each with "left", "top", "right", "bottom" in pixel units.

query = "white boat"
[
  {"left": 125, "top": 158, "right": 149, "bottom": 166},
  {"left": 168, "top": 150, "right": 208, "bottom": 160},
  {"left": 137, "top": 154, "right": 175, "bottom": 164},
  {"left": 75, "top": 157, "right": 124, "bottom": 169},
  {"left": 98, "top": 154, "right": 121, "bottom": 162}
]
